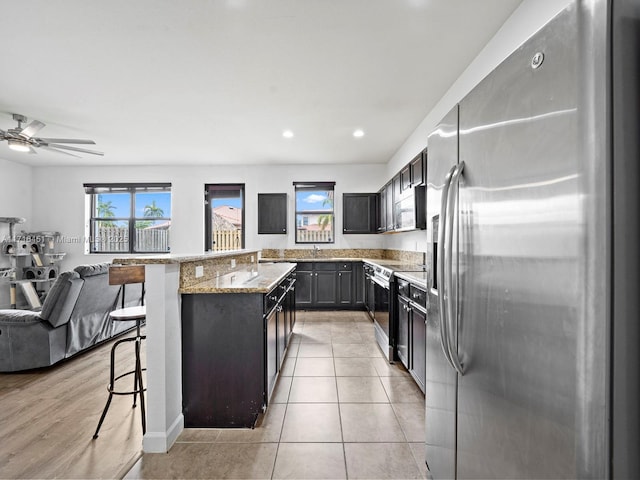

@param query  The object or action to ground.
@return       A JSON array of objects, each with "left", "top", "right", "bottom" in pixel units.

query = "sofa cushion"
[
  {"left": 39, "top": 271, "right": 82, "bottom": 326},
  {"left": 74, "top": 263, "right": 110, "bottom": 278}
]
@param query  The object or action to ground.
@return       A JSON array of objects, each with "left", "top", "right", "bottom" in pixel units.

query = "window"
[
  {"left": 205, "top": 184, "right": 245, "bottom": 251},
  {"left": 294, "top": 182, "right": 335, "bottom": 244},
  {"left": 84, "top": 183, "right": 172, "bottom": 253}
]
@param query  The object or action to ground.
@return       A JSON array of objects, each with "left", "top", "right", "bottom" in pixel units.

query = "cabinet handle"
[{"left": 339, "top": 273, "right": 342, "bottom": 277}]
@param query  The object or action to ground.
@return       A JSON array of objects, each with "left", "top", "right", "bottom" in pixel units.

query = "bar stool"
[{"left": 93, "top": 265, "right": 146, "bottom": 439}]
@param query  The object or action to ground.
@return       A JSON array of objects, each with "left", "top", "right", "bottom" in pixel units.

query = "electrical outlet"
[
  {"left": 195, "top": 265, "right": 204, "bottom": 278},
  {"left": 250, "top": 255, "right": 255, "bottom": 263},
  {"left": 231, "top": 259, "right": 236, "bottom": 268}
]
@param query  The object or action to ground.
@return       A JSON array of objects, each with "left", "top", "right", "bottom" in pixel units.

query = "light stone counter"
[
  {"left": 180, "top": 262, "right": 296, "bottom": 294},
  {"left": 114, "top": 248, "right": 259, "bottom": 265},
  {"left": 394, "top": 270, "right": 429, "bottom": 289}
]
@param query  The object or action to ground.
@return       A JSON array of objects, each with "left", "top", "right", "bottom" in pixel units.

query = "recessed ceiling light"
[
  {"left": 282, "top": 130, "right": 294, "bottom": 139},
  {"left": 353, "top": 129, "right": 365, "bottom": 138}
]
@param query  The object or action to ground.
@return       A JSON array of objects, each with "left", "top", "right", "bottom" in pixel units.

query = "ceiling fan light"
[{"left": 8, "top": 139, "right": 30, "bottom": 152}]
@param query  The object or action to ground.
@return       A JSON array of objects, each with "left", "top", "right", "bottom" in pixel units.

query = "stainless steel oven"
[
  {"left": 372, "top": 273, "right": 391, "bottom": 360},
  {"left": 363, "top": 263, "right": 375, "bottom": 319},
  {"left": 364, "top": 259, "right": 428, "bottom": 363},
  {"left": 363, "top": 262, "right": 393, "bottom": 361}
]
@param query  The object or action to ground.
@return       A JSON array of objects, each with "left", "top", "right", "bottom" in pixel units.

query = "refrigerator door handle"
[
  {"left": 438, "top": 164, "right": 457, "bottom": 370},
  {"left": 445, "top": 161, "right": 465, "bottom": 376}
]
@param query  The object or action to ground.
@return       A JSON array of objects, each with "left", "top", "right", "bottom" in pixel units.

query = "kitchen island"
[{"left": 113, "top": 250, "right": 295, "bottom": 452}]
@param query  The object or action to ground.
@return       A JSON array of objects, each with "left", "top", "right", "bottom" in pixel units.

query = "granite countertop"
[
  {"left": 394, "top": 270, "right": 428, "bottom": 289},
  {"left": 180, "top": 262, "right": 296, "bottom": 294},
  {"left": 114, "top": 249, "right": 259, "bottom": 265},
  {"left": 260, "top": 257, "right": 364, "bottom": 263}
]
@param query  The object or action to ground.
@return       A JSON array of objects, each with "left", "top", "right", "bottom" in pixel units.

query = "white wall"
[
  {"left": 383, "top": 0, "right": 572, "bottom": 253},
  {"left": 29, "top": 163, "right": 387, "bottom": 271},
  {"left": 0, "top": 158, "right": 33, "bottom": 307},
  {"left": 10, "top": 0, "right": 574, "bottom": 271}
]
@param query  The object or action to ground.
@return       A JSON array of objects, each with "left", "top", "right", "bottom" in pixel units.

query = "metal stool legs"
[{"left": 93, "top": 320, "right": 146, "bottom": 439}]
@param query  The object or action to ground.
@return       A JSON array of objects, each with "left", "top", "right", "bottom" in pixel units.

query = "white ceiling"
[{"left": 0, "top": 0, "right": 522, "bottom": 167}]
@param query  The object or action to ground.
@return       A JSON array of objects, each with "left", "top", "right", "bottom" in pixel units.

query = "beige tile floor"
[{"left": 125, "top": 310, "right": 427, "bottom": 480}]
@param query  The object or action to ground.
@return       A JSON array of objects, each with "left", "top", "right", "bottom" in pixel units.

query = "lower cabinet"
[
  {"left": 266, "top": 306, "right": 278, "bottom": 400},
  {"left": 410, "top": 305, "right": 426, "bottom": 393},
  {"left": 397, "top": 295, "right": 410, "bottom": 368},
  {"left": 181, "top": 270, "right": 295, "bottom": 428},
  {"left": 294, "top": 264, "right": 313, "bottom": 308},
  {"left": 395, "top": 280, "right": 427, "bottom": 394},
  {"left": 294, "top": 261, "right": 364, "bottom": 309}
]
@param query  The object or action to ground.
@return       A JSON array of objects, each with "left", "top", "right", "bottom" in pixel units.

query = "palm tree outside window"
[
  {"left": 84, "top": 183, "right": 172, "bottom": 253},
  {"left": 294, "top": 181, "right": 335, "bottom": 244}
]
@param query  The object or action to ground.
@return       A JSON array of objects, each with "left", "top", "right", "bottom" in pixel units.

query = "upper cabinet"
[
  {"left": 258, "top": 193, "right": 287, "bottom": 234},
  {"left": 410, "top": 149, "right": 426, "bottom": 187},
  {"left": 400, "top": 164, "right": 412, "bottom": 193},
  {"left": 343, "top": 193, "right": 378, "bottom": 234},
  {"left": 373, "top": 148, "right": 427, "bottom": 234}
]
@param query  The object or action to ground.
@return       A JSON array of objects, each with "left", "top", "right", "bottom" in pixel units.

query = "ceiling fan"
[{"left": 0, "top": 113, "right": 103, "bottom": 157}]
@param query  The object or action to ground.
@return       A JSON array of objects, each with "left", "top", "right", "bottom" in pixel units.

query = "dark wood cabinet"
[
  {"left": 353, "top": 262, "right": 365, "bottom": 306},
  {"left": 411, "top": 305, "right": 427, "bottom": 393},
  {"left": 400, "top": 165, "right": 412, "bottom": 192},
  {"left": 397, "top": 295, "right": 410, "bottom": 368},
  {"left": 378, "top": 188, "right": 386, "bottom": 233},
  {"left": 394, "top": 279, "right": 427, "bottom": 394},
  {"left": 294, "top": 263, "right": 313, "bottom": 308},
  {"left": 315, "top": 270, "right": 338, "bottom": 306},
  {"left": 266, "top": 306, "right": 278, "bottom": 400},
  {"left": 385, "top": 182, "right": 394, "bottom": 231},
  {"left": 338, "top": 262, "right": 353, "bottom": 306},
  {"left": 294, "top": 261, "right": 363, "bottom": 309},
  {"left": 343, "top": 193, "right": 377, "bottom": 234},
  {"left": 258, "top": 193, "right": 287, "bottom": 234},
  {"left": 182, "top": 270, "right": 296, "bottom": 428},
  {"left": 373, "top": 146, "right": 427, "bottom": 234},
  {"left": 410, "top": 150, "right": 425, "bottom": 187}
]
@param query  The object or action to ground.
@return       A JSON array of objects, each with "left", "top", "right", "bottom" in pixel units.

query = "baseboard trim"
[{"left": 142, "top": 414, "right": 184, "bottom": 453}]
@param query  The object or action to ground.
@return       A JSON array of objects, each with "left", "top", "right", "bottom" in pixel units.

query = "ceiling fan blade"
[
  {"left": 36, "top": 137, "right": 96, "bottom": 145},
  {"left": 40, "top": 145, "right": 81, "bottom": 158},
  {"left": 46, "top": 143, "right": 104, "bottom": 156},
  {"left": 19, "top": 120, "right": 45, "bottom": 138}
]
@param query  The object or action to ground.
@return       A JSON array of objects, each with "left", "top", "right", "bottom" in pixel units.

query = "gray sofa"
[{"left": 0, "top": 263, "right": 141, "bottom": 372}]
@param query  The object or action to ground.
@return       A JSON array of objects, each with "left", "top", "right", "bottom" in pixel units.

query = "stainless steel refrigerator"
[{"left": 424, "top": 1, "right": 640, "bottom": 478}]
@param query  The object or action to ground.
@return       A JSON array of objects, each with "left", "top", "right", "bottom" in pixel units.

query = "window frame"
[
  {"left": 294, "top": 181, "right": 335, "bottom": 244},
  {"left": 204, "top": 183, "right": 246, "bottom": 252},
  {"left": 84, "top": 183, "right": 172, "bottom": 254}
]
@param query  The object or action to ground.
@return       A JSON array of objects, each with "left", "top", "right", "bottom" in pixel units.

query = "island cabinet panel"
[
  {"left": 181, "top": 270, "right": 296, "bottom": 428},
  {"left": 182, "top": 293, "right": 265, "bottom": 428}
]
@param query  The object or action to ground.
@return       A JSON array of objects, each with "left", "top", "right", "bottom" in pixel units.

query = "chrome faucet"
[{"left": 313, "top": 245, "right": 319, "bottom": 258}]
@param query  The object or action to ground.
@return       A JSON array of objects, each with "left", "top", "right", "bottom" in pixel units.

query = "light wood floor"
[{"left": 0, "top": 333, "right": 145, "bottom": 479}]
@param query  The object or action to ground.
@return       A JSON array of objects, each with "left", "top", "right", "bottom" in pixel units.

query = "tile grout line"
[{"left": 330, "top": 320, "right": 350, "bottom": 480}]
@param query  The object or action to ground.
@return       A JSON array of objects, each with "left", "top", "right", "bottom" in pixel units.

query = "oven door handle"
[{"left": 371, "top": 276, "right": 390, "bottom": 290}]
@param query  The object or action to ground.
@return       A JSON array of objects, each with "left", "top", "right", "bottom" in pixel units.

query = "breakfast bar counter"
[{"left": 111, "top": 249, "right": 271, "bottom": 453}]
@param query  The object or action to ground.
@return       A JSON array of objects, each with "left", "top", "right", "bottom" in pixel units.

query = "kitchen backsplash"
[{"left": 260, "top": 248, "right": 424, "bottom": 264}]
